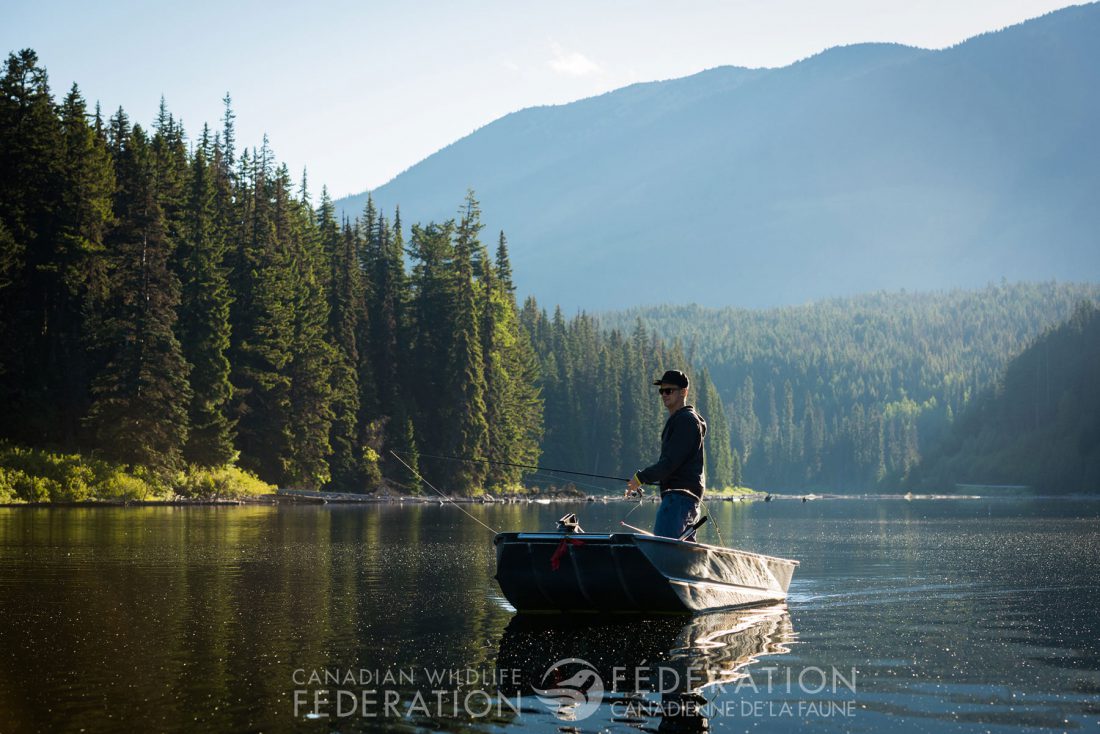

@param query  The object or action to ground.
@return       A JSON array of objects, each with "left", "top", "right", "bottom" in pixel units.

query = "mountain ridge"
[{"left": 336, "top": 3, "right": 1100, "bottom": 310}]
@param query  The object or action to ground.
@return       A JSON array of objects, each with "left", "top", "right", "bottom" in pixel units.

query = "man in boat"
[{"left": 625, "top": 370, "right": 708, "bottom": 541}]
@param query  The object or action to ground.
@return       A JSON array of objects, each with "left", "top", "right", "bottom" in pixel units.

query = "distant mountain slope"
[
  {"left": 336, "top": 4, "right": 1100, "bottom": 311},
  {"left": 908, "top": 300, "right": 1100, "bottom": 493}
]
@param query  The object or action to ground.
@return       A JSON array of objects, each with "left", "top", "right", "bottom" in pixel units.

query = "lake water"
[{"left": 0, "top": 498, "right": 1098, "bottom": 733}]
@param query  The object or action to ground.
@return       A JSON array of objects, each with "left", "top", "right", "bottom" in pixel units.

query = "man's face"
[{"left": 658, "top": 383, "right": 686, "bottom": 409}]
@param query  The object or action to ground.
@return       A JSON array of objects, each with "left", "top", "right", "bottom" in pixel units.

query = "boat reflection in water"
[{"left": 496, "top": 604, "right": 795, "bottom": 732}]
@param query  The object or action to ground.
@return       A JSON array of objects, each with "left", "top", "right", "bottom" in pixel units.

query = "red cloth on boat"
[{"left": 549, "top": 537, "right": 585, "bottom": 570}]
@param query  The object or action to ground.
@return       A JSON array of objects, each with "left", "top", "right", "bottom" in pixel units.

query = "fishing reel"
[
  {"left": 555, "top": 513, "right": 584, "bottom": 534},
  {"left": 625, "top": 486, "right": 645, "bottom": 499}
]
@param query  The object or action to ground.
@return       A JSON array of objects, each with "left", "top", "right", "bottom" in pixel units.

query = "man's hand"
[{"left": 624, "top": 473, "right": 643, "bottom": 498}]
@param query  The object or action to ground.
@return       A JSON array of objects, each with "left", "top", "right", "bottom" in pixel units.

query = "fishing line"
[
  {"left": 388, "top": 451, "right": 500, "bottom": 536},
  {"left": 619, "top": 496, "right": 646, "bottom": 530},
  {"left": 390, "top": 451, "right": 721, "bottom": 543},
  {"left": 405, "top": 451, "right": 632, "bottom": 483},
  {"left": 525, "top": 470, "right": 621, "bottom": 495},
  {"left": 700, "top": 498, "right": 725, "bottom": 546}
]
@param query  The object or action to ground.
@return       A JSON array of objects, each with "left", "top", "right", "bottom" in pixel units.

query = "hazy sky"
[{"left": 1, "top": 0, "right": 1082, "bottom": 198}]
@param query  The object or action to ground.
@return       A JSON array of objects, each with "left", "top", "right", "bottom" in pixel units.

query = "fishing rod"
[
  {"left": 390, "top": 451, "right": 724, "bottom": 543},
  {"left": 395, "top": 451, "right": 633, "bottom": 484},
  {"left": 388, "top": 451, "right": 500, "bottom": 535}
]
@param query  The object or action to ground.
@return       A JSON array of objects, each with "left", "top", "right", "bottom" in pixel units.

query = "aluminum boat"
[{"left": 494, "top": 530, "right": 798, "bottom": 613}]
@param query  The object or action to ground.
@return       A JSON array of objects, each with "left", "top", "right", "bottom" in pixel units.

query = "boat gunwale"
[{"left": 499, "top": 531, "right": 800, "bottom": 567}]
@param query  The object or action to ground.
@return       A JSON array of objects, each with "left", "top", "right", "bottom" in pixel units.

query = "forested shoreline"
[{"left": 0, "top": 50, "right": 739, "bottom": 500}]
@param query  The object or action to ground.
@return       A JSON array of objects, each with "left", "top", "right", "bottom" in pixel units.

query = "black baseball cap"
[{"left": 653, "top": 370, "right": 689, "bottom": 388}]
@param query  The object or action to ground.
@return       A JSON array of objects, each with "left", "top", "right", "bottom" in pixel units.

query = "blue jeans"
[{"left": 654, "top": 491, "right": 701, "bottom": 541}]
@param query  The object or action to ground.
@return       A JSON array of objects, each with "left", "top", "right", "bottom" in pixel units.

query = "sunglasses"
[{"left": 658, "top": 387, "right": 680, "bottom": 396}]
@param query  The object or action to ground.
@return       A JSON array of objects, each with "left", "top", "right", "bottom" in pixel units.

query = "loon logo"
[{"left": 531, "top": 657, "right": 604, "bottom": 721}]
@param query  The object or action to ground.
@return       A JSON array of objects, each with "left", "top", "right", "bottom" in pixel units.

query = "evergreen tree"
[
  {"left": 231, "top": 142, "right": 296, "bottom": 484},
  {"left": 368, "top": 209, "right": 408, "bottom": 465},
  {"left": 396, "top": 417, "right": 421, "bottom": 495},
  {"left": 481, "top": 233, "right": 543, "bottom": 490},
  {"left": 731, "top": 448, "right": 743, "bottom": 488},
  {"left": 178, "top": 126, "right": 236, "bottom": 466},
  {"left": 495, "top": 230, "right": 514, "bottom": 294},
  {"left": 447, "top": 192, "right": 489, "bottom": 492},
  {"left": 406, "top": 220, "right": 454, "bottom": 480},
  {"left": 52, "top": 84, "right": 115, "bottom": 445},
  {"left": 620, "top": 319, "right": 653, "bottom": 476},
  {"left": 85, "top": 124, "right": 191, "bottom": 475},
  {"left": 0, "top": 50, "right": 63, "bottom": 444},
  {"left": 220, "top": 93, "right": 236, "bottom": 170},
  {"left": 734, "top": 375, "right": 759, "bottom": 466},
  {"left": 320, "top": 190, "right": 366, "bottom": 490},
  {"left": 151, "top": 98, "right": 188, "bottom": 252},
  {"left": 540, "top": 306, "right": 577, "bottom": 471},
  {"left": 696, "top": 368, "right": 735, "bottom": 488},
  {"left": 592, "top": 332, "right": 624, "bottom": 477},
  {"left": 278, "top": 164, "right": 334, "bottom": 488},
  {"left": 356, "top": 196, "right": 379, "bottom": 418}
]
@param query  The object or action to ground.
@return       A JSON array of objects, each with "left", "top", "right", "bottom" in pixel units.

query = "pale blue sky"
[{"left": 1, "top": 0, "right": 1082, "bottom": 198}]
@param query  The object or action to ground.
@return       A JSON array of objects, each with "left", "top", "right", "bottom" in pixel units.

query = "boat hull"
[{"left": 494, "top": 532, "right": 798, "bottom": 613}]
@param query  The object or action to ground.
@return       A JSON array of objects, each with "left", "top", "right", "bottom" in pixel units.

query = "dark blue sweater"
[{"left": 636, "top": 405, "right": 707, "bottom": 498}]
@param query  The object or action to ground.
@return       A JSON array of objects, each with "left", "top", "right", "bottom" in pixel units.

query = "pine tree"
[
  {"left": 447, "top": 192, "right": 489, "bottom": 492},
  {"left": 592, "top": 334, "right": 623, "bottom": 478},
  {"left": 220, "top": 93, "right": 236, "bottom": 170},
  {"left": 734, "top": 375, "right": 759, "bottom": 467},
  {"left": 320, "top": 190, "right": 366, "bottom": 490},
  {"left": 368, "top": 209, "right": 408, "bottom": 463},
  {"left": 731, "top": 448, "right": 744, "bottom": 488},
  {"left": 782, "top": 380, "right": 800, "bottom": 475},
  {"left": 278, "top": 164, "right": 334, "bottom": 488},
  {"left": 395, "top": 417, "right": 421, "bottom": 495},
  {"left": 495, "top": 231, "right": 514, "bottom": 294},
  {"left": 406, "top": 220, "right": 455, "bottom": 480},
  {"left": 481, "top": 233, "right": 542, "bottom": 490},
  {"left": 763, "top": 382, "right": 780, "bottom": 474},
  {"left": 152, "top": 98, "right": 188, "bottom": 253},
  {"left": 231, "top": 142, "right": 296, "bottom": 483},
  {"left": 85, "top": 124, "right": 191, "bottom": 475},
  {"left": 356, "top": 196, "right": 379, "bottom": 418},
  {"left": 0, "top": 50, "right": 63, "bottom": 444},
  {"left": 540, "top": 306, "right": 576, "bottom": 471},
  {"left": 696, "top": 368, "right": 735, "bottom": 488},
  {"left": 178, "top": 126, "right": 236, "bottom": 466},
  {"left": 620, "top": 319, "right": 653, "bottom": 476},
  {"left": 51, "top": 84, "right": 115, "bottom": 445}
]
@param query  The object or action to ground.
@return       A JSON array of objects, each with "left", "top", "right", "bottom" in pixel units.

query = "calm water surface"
[{"left": 0, "top": 499, "right": 1098, "bottom": 733}]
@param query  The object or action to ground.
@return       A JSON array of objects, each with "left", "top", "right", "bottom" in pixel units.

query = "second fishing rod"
[
  {"left": 393, "top": 450, "right": 723, "bottom": 544},
  {"left": 395, "top": 450, "right": 634, "bottom": 484}
]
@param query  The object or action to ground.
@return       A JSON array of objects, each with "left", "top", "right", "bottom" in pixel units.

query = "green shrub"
[
  {"left": 129, "top": 466, "right": 171, "bottom": 499},
  {"left": 221, "top": 466, "right": 273, "bottom": 497},
  {"left": 175, "top": 465, "right": 274, "bottom": 499},
  {"left": 2, "top": 468, "right": 57, "bottom": 502},
  {"left": 0, "top": 442, "right": 272, "bottom": 502},
  {"left": 0, "top": 444, "right": 99, "bottom": 501},
  {"left": 54, "top": 461, "right": 96, "bottom": 501},
  {"left": 97, "top": 471, "right": 156, "bottom": 501}
]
